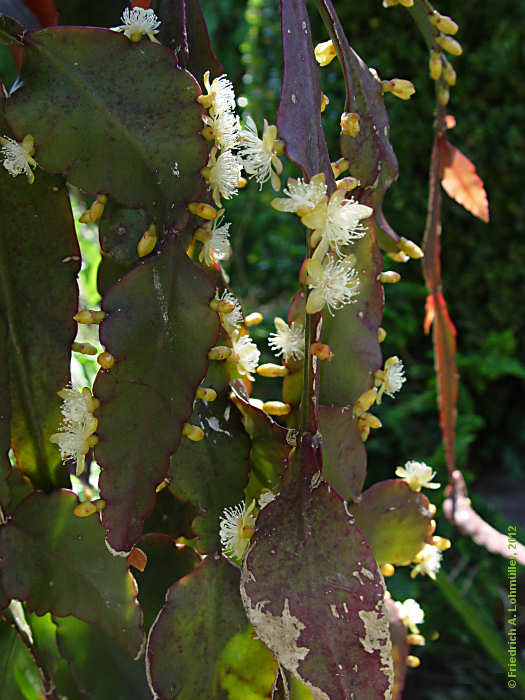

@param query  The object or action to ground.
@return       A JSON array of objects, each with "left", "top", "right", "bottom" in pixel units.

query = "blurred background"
[{"left": 1, "top": 0, "right": 524, "bottom": 697}]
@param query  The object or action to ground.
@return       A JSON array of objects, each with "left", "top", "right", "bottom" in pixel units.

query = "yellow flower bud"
[
  {"left": 340, "top": 112, "right": 360, "bottom": 137},
  {"left": 72, "top": 342, "right": 98, "bottom": 356},
  {"left": 195, "top": 386, "right": 217, "bottom": 402},
  {"left": 407, "top": 634, "right": 425, "bottom": 646},
  {"left": 187, "top": 202, "right": 218, "bottom": 220},
  {"left": 210, "top": 298, "right": 235, "bottom": 313},
  {"left": 383, "top": 79, "right": 416, "bottom": 100},
  {"left": 398, "top": 0, "right": 414, "bottom": 6},
  {"left": 320, "top": 93, "right": 330, "bottom": 113},
  {"left": 21, "top": 134, "right": 35, "bottom": 156},
  {"left": 200, "top": 126, "right": 215, "bottom": 141},
  {"left": 245, "top": 312, "right": 263, "bottom": 327},
  {"left": 262, "top": 401, "right": 291, "bottom": 416},
  {"left": 386, "top": 250, "right": 409, "bottom": 263},
  {"left": 97, "top": 352, "right": 115, "bottom": 369},
  {"left": 406, "top": 656, "right": 421, "bottom": 668},
  {"left": 381, "top": 563, "right": 395, "bottom": 577},
  {"left": 182, "top": 423, "right": 205, "bottom": 441},
  {"left": 331, "top": 158, "right": 349, "bottom": 178},
  {"left": 137, "top": 223, "right": 157, "bottom": 258},
  {"left": 89, "top": 194, "right": 107, "bottom": 223},
  {"left": 378, "top": 271, "right": 401, "bottom": 284},
  {"left": 429, "top": 13, "right": 459, "bottom": 35},
  {"left": 398, "top": 237, "right": 424, "bottom": 259},
  {"left": 443, "top": 62, "right": 456, "bottom": 86},
  {"left": 429, "top": 50, "right": 442, "bottom": 81},
  {"left": 257, "top": 363, "right": 289, "bottom": 378},
  {"left": 432, "top": 536, "right": 451, "bottom": 551},
  {"left": 378, "top": 327, "right": 387, "bottom": 343},
  {"left": 73, "top": 501, "right": 97, "bottom": 518},
  {"left": 74, "top": 309, "right": 106, "bottom": 324},
  {"left": 438, "top": 85, "right": 450, "bottom": 106},
  {"left": 436, "top": 35, "right": 463, "bottom": 56},
  {"left": 79, "top": 211, "right": 92, "bottom": 224},
  {"left": 353, "top": 388, "right": 378, "bottom": 417},
  {"left": 208, "top": 345, "right": 232, "bottom": 361},
  {"left": 155, "top": 479, "right": 169, "bottom": 493},
  {"left": 310, "top": 343, "right": 333, "bottom": 361},
  {"left": 359, "top": 412, "right": 382, "bottom": 430},
  {"left": 314, "top": 39, "right": 337, "bottom": 67}
]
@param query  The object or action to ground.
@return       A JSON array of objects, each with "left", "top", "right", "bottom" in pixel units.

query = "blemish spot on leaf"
[{"left": 358, "top": 608, "right": 394, "bottom": 697}]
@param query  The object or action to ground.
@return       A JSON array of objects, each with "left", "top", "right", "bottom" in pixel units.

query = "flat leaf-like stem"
[
  {"left": 6, "top": 27, "right": 207, "bottom": 230},
  {"left": 0, "top": 144, "right": 79, "bottom": 490},
  {"left": 146, "top": 556, "right": 250, "bottom": 699},
  {"left": 0, "top": 490, "right": 144, "bottom": 658},
  {"left": 0, "top": 15, "right": 23, "bottom": 45},
  {"left": 241, "top": 435, "right": 393, "bottom": 699},
  {"left": 94, "top": 236, "right": 219, "bottom": 553}
]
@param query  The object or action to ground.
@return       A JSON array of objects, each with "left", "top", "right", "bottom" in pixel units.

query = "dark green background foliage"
[{"left": 202, "top": 1, "right": 525, "bottom": 697}]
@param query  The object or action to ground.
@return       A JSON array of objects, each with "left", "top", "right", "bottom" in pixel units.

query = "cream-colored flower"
[
  {"left": 111, "top": 7, "right": 160, "bottom": 42},
  {"left": 218, "top": 290, "right": 243, "bottom": 335},
  {"left": 306, "top": 256, "right": 359, "bottom": 315},
  {"left": 49, "top": 386, "right": 99, "bottom": 476},
  {"left": 239, "top": 116, "right": 283, "bottom": 191},
  {"left": 270, "top": 173, "right": 327, "bottom": 217},
  {"left": 231, "top": 330, "right": 260, "bottom": 379},
  {"left": 395, "top": 460, "right": 441, "bottom": 492},
  {"left": 202, "top": 147, "right": 242, "bottom": 206},
  {"left": 198, "top": 215, "right": 231, "bottom": 267},
  {"left": 268, "top": 317, "right": 305, "bottom": 363},
  {"left": 200, "top": 71, "right": 237, "bottom": 117},
  {"left": 204, "top": 110, "right": 242, "bottom": 152},
  {"left": 374, "top": 355, "right": 406, "bottom": 403},
  {"left": 219, "top": 500, "right": 256, "bottom": 559},
  {"left": 411, "top": 544, "right": 442, "bottom": 580},
  {"left": 395, "top": 599, "right": 424, "bottom": 634},
  {"left": 1, "top": 134, "right": 37, "bottom": 183}
]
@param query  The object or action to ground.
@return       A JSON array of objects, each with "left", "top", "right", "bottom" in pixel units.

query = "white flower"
[
  {"left": 239, "top": 116, "right": 283, "bottom": 191},
  {"left": 111, "top": 7, "right": 160, "bottom": 42},
  {"left": 200, "top": 71, "right": 237, "bottom": 117},
  {"left": 270, "top": 173, "right": 327, "bottom": 217},
  {"left": 231, "top": 330, "right": 260, "bottom": 380},
  {"left": 306, "top": 256, "right": 359, "bottom": 315},
  {"left": 411, "top": 544, "right": 442, "bottom": 580},
  {"left": 203, "top": 148, "right": 242, "bottom": 206},
  {"left": 219, "top": 500, "right": 256, "bottom": 559},
  {"left": 374, "top": 355, "right": 406, "bottom": 403},
  {"left": 49, "top": 386, "right": 99, "bottom": 476},
  {"left": 395, "top": 460, "right": 441, "bottom": 492},
  {"left": 303, "top": 188, "right": 372, "bottom": 259},
  {"left": 204, "top": 110, "right": 242, "bottom": 152},
  {"left": 395, "top": 599, "right": 424, "bottom": 634},
  {"left": 268, "top": 317, "right": 305, "bottom": 363},
  {"left": 198, "top": 216, "right": 231, "bottom": 267},
  {"left": 1, "top": 134, "right": 37, "bottom": 183},
  {"left": 218, "top": 290, "right": 243, "bottom": 335}
]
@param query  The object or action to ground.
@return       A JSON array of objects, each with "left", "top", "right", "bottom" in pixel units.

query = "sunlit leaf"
[{"left": 439, "top": 137, "right": 489, "bottom": 222}]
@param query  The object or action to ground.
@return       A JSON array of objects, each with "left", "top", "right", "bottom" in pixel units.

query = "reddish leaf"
[
  {"left": 132, "top": 0, "right": 151, "bottom": 7},
  {"left": 241, "top": 435, "right": 393, "bottom": 699},
  {"left": 438, "top": 138, "right": 489, "bottom": 222},
  {"left": 423, "top": 293, "right": 434, "bottom": 335},
  {"left": 22, "top": 0, "right": 58, "bottom": 26}
]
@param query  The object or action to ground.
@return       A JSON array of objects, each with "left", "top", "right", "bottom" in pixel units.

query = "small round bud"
[
  {"left": 245, "top": 312, "right": 263, "bottom": 327},
  {"left": 210, "top": 298, "right": 236, "bottom": 313},
  {"left": 429, "top": 13, "right": 459, "bottom": 35},
  {"left": 340, "top": 112, "right": 360, "bottom": 137},
  {"left": 257, "top": 364, "right": 289, "bottom": 378},
  {"left": 310, "top": 343, "right": 333, "bottom": 361},
  {"left": 195, "top": 386, "right": 218, "bottom": 402},
  {"left": 97, "top": 352, "right": 115, "bottom": 369},
  {"left": 406, "top": 655, "right": 421, "bottom": 668},
  {"left": 381, "top": 563, "right": 395, "bottom": 577},
  {"left": 377, "top": 327, "right": 387, "bottom": 343},
  {"left": 320, "top": 93, "right": 330, "bottom": 113},
  {"left": 182, "top": 423, "right": 205, "bottom": 442},
  {"left": 432, "top": 536, "right": 451, "bottom": 551},
  {"left": 187, "top": 202, "right": 218, "bottom": 220},
  {"left": 74, "top": 309, "right": 106, "bottom": 324},
  {"left": 331, "top": 158, "right": 349, "bottom": 178},
  {"left": 398, "top": 0, "right": 414, "bottom": 6},
  {"left": 443, "top": 62, "right": 456, "bottom": 86},
  {"left": 137, "top": 224, "right": 157, "bottom": 258},
  {"left": 314, "top": 39, "right": 337, "bottom": 67},
  {"left": 378, "top": 271, "right": 401, "bottom": 284},
  {"left": 73, "top": 501, "right": 97, "bottom": 518},
  {"left": 435, "top": 35, "right": 463, "bottom": 56},
  {"left": 353, "top": 388, "right": 378, "bottom": 417},
  {"left": 398, "top": 237, "right": 424, "bottom": 259},
  {"left": 156, "top": 479, "right": 169, "bottom": 493},
  {"left": 387, "top": 250, "right": 410, "bottom": 263},
  {"left": 72, "top": 342, "right": 98, "bottom": 356},
  {"left": 382, "top": 79, "right": 416, "bottom": 100},
  {"left": 429, "top": 50, "right": 442, "bottom": 81},
  {"left": 208, "top": 345, "right": 232, "bottom": 361},
  {"left": 262, "top": 401, "right": 291, "bottom": 416},
  {"left": 79, "top": 211, "right": 92, "bottom": 224},
  {"left": 407, "top": 634, "right": 425, "bottom": 646},
  {"left": 438, "top": 85, "right": 450, "bottom": 106}
]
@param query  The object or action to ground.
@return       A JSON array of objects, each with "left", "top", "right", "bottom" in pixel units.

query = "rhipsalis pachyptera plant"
[{"left": 1, "top": 1, "right": 504, "bottom": 698}]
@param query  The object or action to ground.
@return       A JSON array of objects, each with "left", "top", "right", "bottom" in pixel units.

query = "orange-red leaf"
[
  {"left": 445, "top": 114, "right": 456, "bottom": 130},
  {"left": 439, "top": 138, "right": 489, "bottom": 222},
  {"left": 423, "top": 294, "right": 435, "bottom": 335},
  {"left": 132, "top": 0, "right": 152, "bottom": 8},
  {"left": 22, "top": 0, "right": 58, "bottom": 27}
]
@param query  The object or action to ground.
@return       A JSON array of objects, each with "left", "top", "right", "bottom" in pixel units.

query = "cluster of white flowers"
[
  {"left": 49, "top": 386, "right": 99, "bottom": 476},
  {"left": 219, "top": 500, "right": 256, "bottom": 559},
  {"left": 395, "top": 598, "right": 425, "bottom": 634},
  {"left": 268, "top": 317, "right": 305, "bottom": 363}
]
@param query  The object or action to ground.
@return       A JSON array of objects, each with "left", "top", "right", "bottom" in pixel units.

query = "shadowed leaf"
[
  {"left": 348, "top": 480, "right": 433, "bottom": 566},
  {"left": 439, "top": 137, "right": 489, "bottom": 222},
  {"left": 94, "top": 236, "right": 219, "bottom": 553},
  {"left": 6, "top": 27, "right": 207, "bottom": 229},
  {"left": 241, "top": 436, "right": 393, "bottom": 699},
  {"left": 0, "top": 138, "right": 79, "bottom": 490},
  {"left": 98, "top": 199, "right": 149, "bottom": 266},
  {"left": 0, "top": 619, "right": 45, "bottom": 699},
  {"left": 0, "top": 14, "right": 23, "bottom": 44},
  {"left": 23, "top": 0, "right": 58, "bottom": 27},
  {"left": 0, "top": 313, "right": 10, "bottom": 507},
  {"left": 0, "top": 490, "right": 144, "bottom": 657},
  {"left": 146, "top": 556, "right": 250, "bottom": 699},
  {"left": 278, "top": 0, "right": 334, "bottom": 187}
]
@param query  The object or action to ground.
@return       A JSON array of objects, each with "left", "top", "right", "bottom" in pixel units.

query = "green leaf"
[
  {"left": 6, "top": 27, "right": 208, "bottom": 229},
  {"left": 0, "top": 313, "right": 10, "bottom": 508},
  {"left": 318, "top": 405, "right": 365, "bottom": 502},
  {"left": 146, "top": 556, "right": 251, "bottom": 699},
  {"left": 55, "top": 615, "right": 151, "bottom": 699},
  {"left": 94, "top": 236, "right": 219, "bottom": 553},
  {"left": 99, "top": 199, "right": 149, "bottom": 266},
  {"left": 319, "top": 229, "right": 383, "bottom": 406},
  {"left": 0, "top": 15, "right": 23, "bottom": 45},
  {"left": 0, "top": 619, "right": 44, "bottom": 700},
  {"left": 169, "top": 390, "right": 251, "bottom": 554},
  {"left": 143, "top": 488, "right": 197, "bottom": 541},
  {"left": 0, "top": 137, "right": 79, "bottom": 490},
  {"left": 347, "top": 480, "right": 433, "bottom": 566},
  {"left": 217, "top": 627, "right": 277, "bottom": 700},
  {"left": 134, "top": 535, "right": 199, "bottom": 631},
  {"left": 0, "top": 490, "right": 144, "bottom": 658},
  {"left": 241, "top": 436, "right": 393, "bottom": 699}
]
